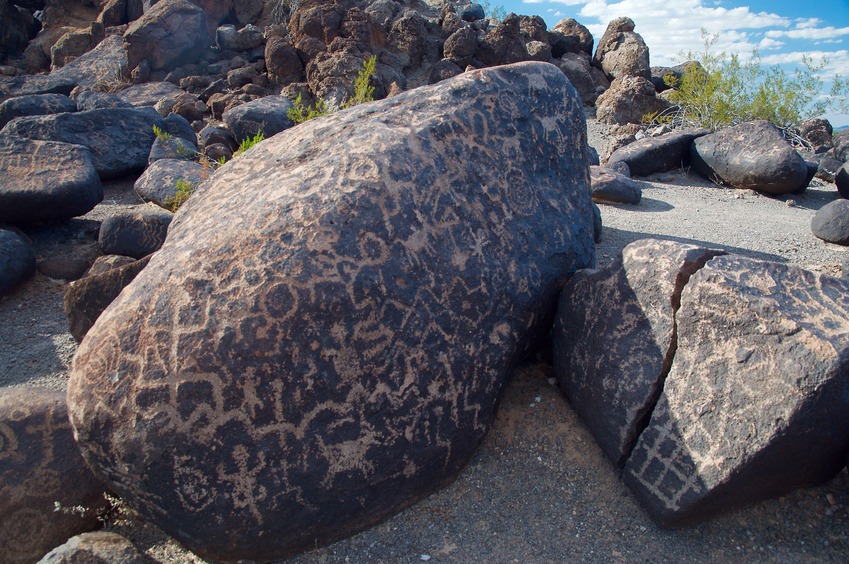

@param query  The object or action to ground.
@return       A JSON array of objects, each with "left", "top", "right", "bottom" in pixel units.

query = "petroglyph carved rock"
[
  {"left": 553, "top": 239, "right": 723, "bottom": 466},
  {"left": 624, "top": 255, "right": 849, "bottom": 526},
  {"left": 0, "top": 388, "right": 106, "bottom": 564},
  {"left": 67, "top": 61, "right": 595, "bottom": 562}
]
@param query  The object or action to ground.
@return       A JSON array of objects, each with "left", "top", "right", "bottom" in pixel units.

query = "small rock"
[
  {"left": 0, "top": 228, "right": 36, "bottom": 297},
  {"left": 98, "top": 210, "right": 173, "bottom": 258},
  {"left": 37, "top": 531, "right": 147, "bottom": 564},
  {"left": 811, "top": 199, "right": 849, "bottom": 245}
]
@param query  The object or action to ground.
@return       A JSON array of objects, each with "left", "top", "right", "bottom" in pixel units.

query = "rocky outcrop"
[
  {"left": 553, "top": 240, "right": 723, "bottom": 466},
  {"left": 555, "top": 52, "right": 598, "bottom": 105},
  {"left": 1, "top": 107, "right": 166, "bottom": 179},
  {"left": 592, "top": 17, "right": 650, "bottom": 80},
  {"left": 550, "top": 18, "right": 593, "bottom": 57},
  {"left": 690, "top": 120, "right": 809, "bottom": 194},
  {"left": 0, "top": 228, "right": 36, "bottom": 297},
  {"left": 0, "top": 0, "right": 38, "bottom": 59},
  {"left": 0, "top": 388, "right": 106, "bottom": 564},
  {"left": 67, "top": 62, "right": 594, "bottom": 563},
  {"left": 0, "top": 135, "right": 102, "bottom": 223},
  {"left": 811, "top": 199, "right": 849, "bottom": 245},
  {"left": 606, "top": 128, "right": 710, "bottom": 176},
  {"left": 623, "top": 255, "right": 849, "bottom": 526}
]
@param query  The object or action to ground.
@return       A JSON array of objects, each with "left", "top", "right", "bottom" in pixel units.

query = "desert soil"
[{"left": 1, "top": 115, "right": 847, "bottom": 562}]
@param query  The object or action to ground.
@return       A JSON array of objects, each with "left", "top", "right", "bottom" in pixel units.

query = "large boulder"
[
  {"left": 555, "top": 52, "right": 598, "bottom": 106},
  {"left": 811, "top": 199, "right": 849, "bottom": 245},
  {"left": 623, "top": 255, "right": 849, "bottom": 526},
  {"left": 0, "top": 94, "right": 78, "bottom": 129},
  {"left": 0, "top": 135, "right": 102, "bottom": 223},
  {"left": 592, "top": 17, "right": 650, "bottom": 80},
  {"left": 0, "top": 388, "right": 106, "bottom": 564},
  {"left": 135, "top": 158, "right": 206, "bottom": 208},
  {"left": 98, "top": 209, "right": 173, "bottom": 258},
  {"left": 836, "top": 162, "right": 849, "bottom": 199},
  {"left": 1, "top": 107, "right": 166, "bottom": 179},
  {"left": 66, "top": 61, "right": 595, "bottom": 563},
  {"left": 49, "top": 34, "right": 128, "bottom": 92},
  {"left": 0, "top": 228, "right": 36, "bottom": 297},
  {"left": 123, "top": 0, "right": 208, "bottom": 73},
  {"left": 550, "top": 18, "right": 593, "bottom": 57},
  {"left": 222, "top": 95, "right": 294, "bottom": 144},
  {"left": 476, "top": 14, "right": 530, "bottom": 67},
  {"left": 690, "top": 120, "right": 809, "bottom": 195},
  {"left": 553, "top": 239, "right": 723, "bottom": 466},
  {"left": 606, "top": 128, "right": 710, "bottom": 176},
  {"left": 595, "top": 75, "right": 671, "bottom": 125}
]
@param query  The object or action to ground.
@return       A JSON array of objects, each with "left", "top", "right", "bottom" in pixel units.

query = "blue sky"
[{"left": 497, "top": 0, "right": 849, "bottom": 125}]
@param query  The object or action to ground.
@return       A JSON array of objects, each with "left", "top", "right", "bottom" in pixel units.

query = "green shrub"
[
  {"left": 658, "top": 31, "right": 849, "bottom": 131},
  {"left": 287, "top": 55, "right": 377, "bottom": 124},
  {"left": 164, "top": 178, "right": 197, "bottom": 212},
  {"left": 233, "top": 131, "right": 265, "bottom": 157},
  {"left": 152, "top": 124, "right": 171, "bottom": 142}
]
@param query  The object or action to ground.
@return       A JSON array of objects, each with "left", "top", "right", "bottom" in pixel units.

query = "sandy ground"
[{"left": 1, "top": 117, "right": 848, "bottom": 562}]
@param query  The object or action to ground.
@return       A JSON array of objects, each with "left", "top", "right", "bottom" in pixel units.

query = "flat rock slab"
[
  {"left": 0, "top": 135, "right": 102, "bottom": 223},
  {"left": 1, "top": 107, "right": 166, "bottom": 179},
  {"left": 0, "top": 228, "right": 36, "bottom": 297},
  {"left": 116, "top": 81, "right": 183, "bottom": 108},
  {"left": 553, "top": 239, "right": 723, "bottom": 466},
  {"left": 67, "top": 61, "right": 595, "bottom": 563},
  {"left": 606, "top": 128, "right": 709, "bottom": 177},
  {"left": 0, "top": 388, "right": 106, "bottom": 564},
  {"left": 624, "top": 255, "right": 849, "bottom": 526},
  {"left": 690, "top": 120, "right": 808, "bottom": 195},
  {"left": 0, "top": 93, "right": 77, "bottom": 129}
]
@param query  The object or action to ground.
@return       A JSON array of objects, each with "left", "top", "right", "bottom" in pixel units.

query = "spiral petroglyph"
[{"left": 67, "top": 62, "right": 594, "bottom": 562}]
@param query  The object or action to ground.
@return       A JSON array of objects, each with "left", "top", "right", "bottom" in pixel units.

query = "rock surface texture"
[
  {"left": 605, "top": 128, "right": 710, "bottom": 177},
  {"left": 592, "top": 17, "right": 650, "bottom": 80},
  {"left": 690, "top": 120, "right": 808, "bottom": 195},
  {"left": 811, "top": 199, "right": 849, "bottom": 245},
  {"left": 37, "top": 531, "right": 148, "bottom": 564},
  {"left": 67, "top": 62, "right": 595, "bottom": 562},
  {"left": 553, "top": 239, "right": 723, "bottom": 466},
  {"left": 0, "top": 228, "right": 36, "bottom": 297},
  {"left": 0, "top": 388, "right": 106, "bottom": 564},
  {"left": 623, "top": 255, "right": 849, "bottom": 526}
]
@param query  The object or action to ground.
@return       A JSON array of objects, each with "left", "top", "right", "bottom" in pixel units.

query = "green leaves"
[{"left": 287, "top": 55, "right": 377, "bottom": 124}]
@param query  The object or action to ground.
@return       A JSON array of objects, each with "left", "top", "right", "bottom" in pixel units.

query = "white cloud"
[
  {"left": 758, "top": 37, "right": 784, "bottom": 51},
  {"left": 766, "top": 26, "right": 849, "bottom": 41},
  {"left": 761, "top": 50, "right": 849, "bottom": 78}
]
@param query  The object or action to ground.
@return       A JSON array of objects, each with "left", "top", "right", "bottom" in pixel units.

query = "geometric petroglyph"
[
  {"left": 624, "top": 255, "right": 849, "bottom": 526},
  {"left": 0, "top": 387, "right": 106, "bottom": 564},
  {"left": 67, "top": 62, "right": 595, "bottom": 562},
  {"left": 553, "top": 239, "right": 724, "bottom": 467}
]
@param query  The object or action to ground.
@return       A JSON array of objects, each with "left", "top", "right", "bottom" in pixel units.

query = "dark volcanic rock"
[
  {"left": 222, "top": 95, "right": 294, "bottom": 144},
  {"left": 476, "top": 14, "right": 530, "bottom": 67},
  {"left": 49, "top": 34, "right": 128, "bottom": 92},
  {"left": 555, "top": 52, "right": 598, "bottom": 105},
  {"left": 123, "top": 0, "right": 208, "bottom": 72},
  {"left": 67, "top": 61, "right": 595, "bottom": 563},
  {"left": 0, "top": 136, "right": 102, "bottom": 223},
  {"left": 116, "top": 81, "right": 182, "bottom": 107},
  {"left": 623, "top": 255, "right": 849, "bottom": 527},
  {"left": 0, "top": 0, "right": 37, "bottom": 58},
  {"left": 0, "top": 228, "right": 36, "bottom": 297},
  {"left": 592, "top": 16, "right": 650, "bottom": 80},
  {"left": 836, "top": 162, "right": 849, "bottom": 199},
  {"left": 0, "top": 94, "right": 77, "bottom": 129},
  {"left": 65, "top": 256, "right": 152, "bottom": 342},
  {"left": 553, "top": 239, "right": 723, "bottom": 466},
  {"left": 74, "top": 91, "right": 133, "bottom": 111},
  {"left": 0, "top": 388, "right": 106, "bottom": 564},
  {"left": 811, "top": 199, "right": 849, "bottom": 245},
  {"left": 690, "top": 120, "right": 808, "bottom": 195},
  {"left": 595, "top": 75, "right": 670, "bottom": 126},
  {"left": 606, "top": 128, "right": 710, "bottom": 176},
  {"left": 590, "top": 166, "right": 642, "bottom": 205},
  {"left": 148, "top": 135, "right": 199, "bottom": 164},
  {"left": 98, "top": 209, "right": 173, "bottom": 258},
  {"left": 1, "top": 107, "right": 166, "bottom": 179}
]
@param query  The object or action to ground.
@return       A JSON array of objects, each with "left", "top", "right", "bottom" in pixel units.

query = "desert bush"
[
  {"left": 164, "top": 178, "right": 197, "bottom": 212},
  {"left": 656, "top": 31, "right": 849, "bottom": 131},
  {"left": 288, "top": 55, "right": 377, "bottom": 124},
  {"left": 233, "top": 131, "right": 265, "bottom": 157}
]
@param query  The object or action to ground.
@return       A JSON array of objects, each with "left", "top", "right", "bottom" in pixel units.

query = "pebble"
[{"left": 420, "top": 554, "right": 431, "bottom": 561}]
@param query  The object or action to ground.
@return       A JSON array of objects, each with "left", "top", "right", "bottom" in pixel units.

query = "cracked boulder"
[
  {"left": 67, "top": 61, "right": 595, "bottom": 562},
  {"left": 553, "top": 239, "right": 723, "bottom": 466},
  {"left": 623, "top": 255, "right": 849, "bottom": 526}
]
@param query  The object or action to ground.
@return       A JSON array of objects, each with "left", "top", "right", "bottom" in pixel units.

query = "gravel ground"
[{"left": 2, "top": 117, "right": 848, "bottom": 563}]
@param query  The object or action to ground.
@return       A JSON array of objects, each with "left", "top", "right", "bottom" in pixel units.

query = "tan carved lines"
[
  {"left": 173, "top": 454, "right": 214, "bottom": 513},
  {"left": 317, "top": 432, "right": 381, "bottom": 489},
  {"left": 0, "top": 422, "right": 22, "bottom": 464},
  {"left": 217, "top": 444, "right": 269, "bottom": 524}
]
